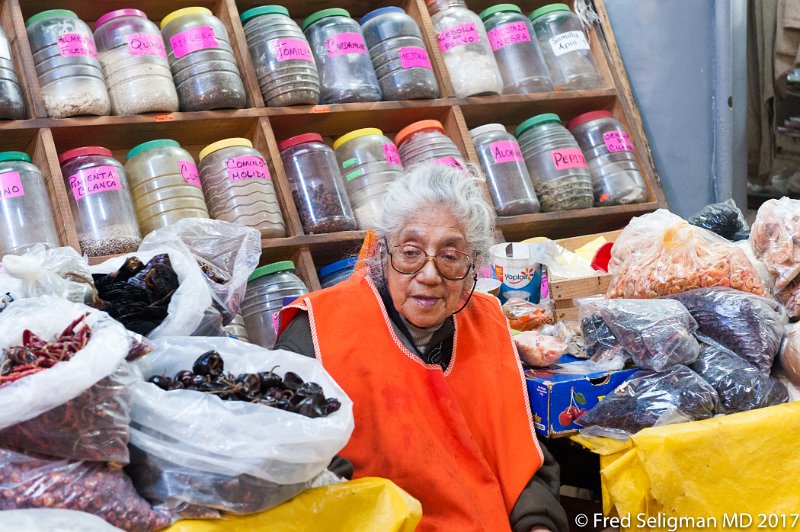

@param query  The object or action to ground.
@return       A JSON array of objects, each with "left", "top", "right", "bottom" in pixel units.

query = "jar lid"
[
  {"left": 26, "top": 9, "right": 78, "bottom": 28},
  {"left": 240, "top": 6, "right": 290, "bottom": 24},
  {"left": 302, "top": 8, "right": 350, "bottom": 31},
  {"left": 126, "top": 139, "right": 181, "bottom": 161},
  {"left": 529, "top": 3, "right": 571, "bottom": 21},
  {"left": 395, "top": 120, "right": 445, "bottom": 146},
  {"left": 248, "top": 260, "right": 296, "bottom": 282},
  {"left": 360, "top": 6, "right": 405, "bottom": 26},
  {"left": 515, "top": 113, "right": 562, "bottom": 137},
  {"left": 332, "top": 128, "right": 384, "bottom": 150},
  {"left": 479, "top": 4, "right": 523, "bottom": 21},
  {"left": 278, "top": 133, "right": 324, "bottom": 151},
  {"left": 0, "top": 151, "right": 31, "bottom": 164},
  {"left": 566, "top": 110, "right": 614, "bottom": 130},
  {"left": 161, "top": 7, "right": 213, "bottom": 29},
  {"left": 199, "top": 138, "right": 253, "bottom": 161},
  {"left": 318, "top": 256, "right": 357, "bottom": 278},
  {"left": 468, "top": 123, "right": 506, "bottom": 138},
  {"left": 96, "top": 9, "right": 147, "bottom": 29},
  {"left": 58, "top": 146, "right": 113, "bottom": 165}
]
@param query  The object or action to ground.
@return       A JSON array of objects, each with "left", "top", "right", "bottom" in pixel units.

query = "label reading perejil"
[
  {"left": 489, "top": 140, "right": 524, "bottom": 163},
  {"left": 170, "top": 26, "right": 219, "bottom": 59},
  {"left": 433, "top": 156, "right": 463, "bottom": 169},
  {"left": 270, "top": 37, "right": 313, "bottom": 62},
  {"left": 58, "top": 33, "right": 97, "bottom": 58},
  {"left": 68, "top": 165, "right": 121, "bottom": 202},
  {"left": 127, "top": 33, "right": 167, "bottom": 57},
  {"left": 603, "top": 131, "right": 635, "bottom": 153},
  {"left": 487, "top": 22, "right": 532, "bottom": 52},
  {"left": 398, "top": 47, "right": 432, "bottom": 69},
  {"left": 226, "top": 155, "right": 270, "bottom": 181},
  {"left": 325, "top": 33, "right": 367, "bottom": 57},
  {"left": 437, "top": 23, "right": 480, "bottom": 53},
  {"left": 550, "top": 148, "right": 587, "bottom": 171},
  {"left": 383, "top": 144, "right": 403, "bottom": 166},
  {"left": 0, "top": 171, "right": 24, "bottom": 200},
  {"left": 178, "top": 160, "right": 201, "bottom": 187},
  {"left": 549, "top": 30, "right": 590, "bottom": 56}
]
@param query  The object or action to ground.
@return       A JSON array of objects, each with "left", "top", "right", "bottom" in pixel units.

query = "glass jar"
[
  {"left": 567, "top": 111, "right": 648, "bottom": 206},
  {"left": 318, "top": 256, "right": 357, "bottom": 288},
  {"left": 395, "top": 119, "right": 466, "bottom": 169},
  {"left": 0, "top": 27, "right": 26, "bottom": 119},
  {"left": 333, "top": 128, "right": 403, "bottom": 229},
  {"left": 240, "top": 6, "right": 319, "bottom": 107},
  {"left": 241, "top": 261, "right": 308, "bottom": 349},
  {"left": 529, "top": 4, "right": 601, "bottom": 90},
  {"left": 479, "top": 4, "right": 552, "bottom": 94},
  {"left": 124, "top": 139, "right": 210, "bottom": 237},
  {"left": 197, "top": 138, "right": 286, "bottom": 238},
  {"left": 515, "top": 113, "right": 594, "bottom": 212},
  {"left": 26, "top": 10, "right": 111, "bottom": 118},
  {"left": 161, "top": 7, "right": 247, "bottom": 111},
  {"left": 0, "top": 152, "right": 59, "bottom": 256},
  {"left": 302, "top": 8, "right": 382, "bottom": 104},
  {"left": 425, "top": 0, "right": 503, "bottom": 98},
  {"left": 469, "top": 123, "right": 540, "bottom": 216},
  {"left": 279, "top": 133, "right": 357, "bottom": 234},
  {"left": 58, "top": 146, "right": 141, "bottom": 257},
  {"left": 359, "top": 7, "right": 440, "bottom": 101},
  {"left": 94, "top": 9, "right": 179, "bottom": 116}
]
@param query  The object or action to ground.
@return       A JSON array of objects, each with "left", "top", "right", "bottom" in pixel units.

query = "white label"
[
  {"left": 549, "top": 30, "right": 590, "bottom": 56},
  {"left": 0, "top": 39, "right": 10, "bottom": 61}
]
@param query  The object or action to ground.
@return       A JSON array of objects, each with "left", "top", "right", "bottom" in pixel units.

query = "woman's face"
[{"left": 385, "top": 208, "right": 473, "bottom": 329}]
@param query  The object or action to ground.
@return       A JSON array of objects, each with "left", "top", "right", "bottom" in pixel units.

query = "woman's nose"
[{"left": 415, "top": 256, "right": 441, "bottom": 283}]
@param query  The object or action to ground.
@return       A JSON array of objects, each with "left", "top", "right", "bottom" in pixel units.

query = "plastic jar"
[
  {"left": 161, "top": 7, "right": 247, "bottom": 111},
  {"left": 58, "top": 146, "right": 141, "bottom": 257},
  {"left": 278, "top": 133, "right": 357, "bottom": 234},
  {"left": 333, "top": 128, "right": 403, "bottom": 229},
  {"left": 26, "top": 10, "right": 111, "bottom": 118},
  {"left": 479, "top": 4, "right": 552, "bottom": 94},
  {"left": 0, "top": 27, "right": 25, "bottom": 119},
  {"left": 469, "top": 123, "right": 540, "bottom": 216},
  {"left": 223, "top": 313, "right": 250, "bottom": 342},
  {"left": 359, "top": 7, "right": 440, "bottom": 101},
  {"left": 529, "top": 4, "right": 601, "bottom": 90},
  {"left": 124, "top": 139, "right": 210, "bottom": 236},
  {"left": 425, "top": 0, "right": 503, "bottom": 98},
  {"left": 241, "top": 261, "right": 309, "bottom": 348},
  {"left": 240, "top": 6, "right": 320, "bottom": 107},
  {"left": 94, "top": 9, "right": 179, "bottom": 116},
  {"left": 0, "top": 152, "right": 59, "bottom": 256},
  {"left": 515, "top": 113, "right": 594, "bottom": 212},
  {"left": 302, "top": 8, "right": 382, "bottom": 104},
  {"left": 567, "top": 111, "right": 647, "bottom": 206},
  {"left": 395, "top": 120, "right": 466, "bottom": 169},
  {"left": 318, "top": 256, "right": 357, "bottom": 288},
  {"left": 197, "top": 138, "right": 286, "bottom": 238}
]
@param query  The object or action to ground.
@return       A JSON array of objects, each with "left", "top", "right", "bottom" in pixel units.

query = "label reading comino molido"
[{"left": 226, "top": 156, "right": 270, "bottom": 182}]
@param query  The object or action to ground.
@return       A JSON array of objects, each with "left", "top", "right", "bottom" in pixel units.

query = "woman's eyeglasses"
[{"left": 388, "top": 243, "right": 473, "bottom": 280}]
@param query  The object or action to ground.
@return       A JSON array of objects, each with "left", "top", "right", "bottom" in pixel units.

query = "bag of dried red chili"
[{"left": 0, "top": 296, "right": 133, "bottom": 463}]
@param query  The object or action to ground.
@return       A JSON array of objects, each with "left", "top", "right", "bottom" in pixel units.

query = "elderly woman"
[{"left": 276, "top": 164, "right": 568, "bottom": 531}]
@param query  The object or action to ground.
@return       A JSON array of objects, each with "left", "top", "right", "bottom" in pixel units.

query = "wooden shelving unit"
[{"left": 1, "top": 0, "right": 666, "bottom": 291}]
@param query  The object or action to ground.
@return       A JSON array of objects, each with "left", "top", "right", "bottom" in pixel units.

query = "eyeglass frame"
[{"left": 384, "top": 239, "right": 475, "bottom": 281}]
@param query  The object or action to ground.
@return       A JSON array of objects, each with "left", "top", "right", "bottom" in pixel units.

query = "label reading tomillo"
[
  {"left": 69, "top": 165, "right": 122, "bottom": 201},
  {"left": 603, "top": 131, "right": 635, "bottom": 152},
  {"left": 325, "top": 33, "right": 367, "bottom": 57},
  {"left": 383, "top": 143, "right": 403, "bottom": 166},
  {"left": 58, "top": 33, "right": 97, "bottom": 58},
  {"left": 270, "top": 37, "right": 313, "bottom": 62},
  {"left": 487, "top": 22, "right": 531, "bottom": 52},
  {"left": 398, "top": 47, "right": 432, "bottom": 69},
  {"left": 170, "top": 26, "right": 219, "bottom": 59},
  {"left": 226, "top": 155, "right": 270, "bottom": 181},
  {"left": 0, "top": 171, "right": 24, "bottom": 200},
  {"left": 489, "top": 140, "right": 524, "bottom": 163},
  {"left": 549, "top": 31, "right": 590, "bottom": 56},
  {"left": 550, "top": 148, "right": 587, "bottom": 171},
  {"left": 178, "top": 160, "right": 201, "bottom": 187},
  {"left": 127, "top": 33, "right": 167, "bottom": 57},
  {"left": 437, "top": 23, "right": 480, "bottom": 52}
]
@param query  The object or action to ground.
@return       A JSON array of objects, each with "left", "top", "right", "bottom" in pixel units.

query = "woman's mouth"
[{"left": 412, "top": 296, "right": 439, "bottom": 308}]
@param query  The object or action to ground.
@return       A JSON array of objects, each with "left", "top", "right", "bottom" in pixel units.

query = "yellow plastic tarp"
[
  {"left": 163, "top": 477, "right": 422, "bottom": 532},
  {"left": 574, "top": 401, "right": 800, "bottom": 531}
]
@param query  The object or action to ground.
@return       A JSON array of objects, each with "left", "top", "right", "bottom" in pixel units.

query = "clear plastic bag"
[
  {"left": 580, "top": 298, "right": 700, "bottom": 371},
  {"left": 0, "top": 509, "right": 124, "bottom": 532},
  {"left": 2, "top": 244, "right": 94, "bottom": 304},
  {"left": 749, "top": 197, "right": 800, "bottom": 289},
  {"left": 669, "top": 287, "right": 788, "bottom": 374},
  {"left": 776, "top": 275, "right": 800, "bottom": 319},
  {"left": 608, "top": 209, "right": 684, "bottom": 274},
  {"left": 779, "top": 323, "right": 800, "bottom": 386},
  {"left": 502, "top": 298, "right": 554, "bottom": 331},
  {"left": 688, "top": 198, "right": 749, "bottom": 240},
  {"left": 580, "top": 308, "right": 626, "bottom": 362},
  {"left": 691, "top": 335, "right": 788, "bottom": 414},
  {"left": 513, "top": 330, "right": 565, "bottom": 367},
  {"left": 575, "top": 365, "right": 719, "bottom": 439},
  {"left": 527, "top": 240, "right": 598, "bottom": 280}
]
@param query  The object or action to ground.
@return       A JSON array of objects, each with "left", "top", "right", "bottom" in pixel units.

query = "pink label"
[
  {"left": 487, "top": 22, "right": 532, "bottom": 52},
  {"left": 398, "top": 46, "right": 432, "bottom": 69},
  {"left": 489, "top": 140, "right": 524, "bottom": 163},
  {"left": 383, "top": 143, "right": 403, "bottom": 166},
  {"left": 127, "top": 32, "right": 167, "bottom": 57},
  {"left": 68, "top": 165, "right": 122, "bottom": 202},
  {"left": 225, "top": 155, "right": 270, "bottom": 182},
  {"left": 433, "top": 156, "right": 463, "bottom": 169},
  {"left": 603, "top": 131, "right": 635, "bottom": 153},
  {"left": 0, "top": 171, "right": 24, "bottom": 200},
  {"left": 270, "top": 37, "right": 313, "bottom": 62},
  {"left": 437, "top": 23, "right": 480, "bottom": 53},
  {"left": 170, "top": 26, "right": 219, "bottom": 59},
  {"left": 58, "top": 33, "right": 97, "bottom": 58},
  {"left": 325, "top": 32, "right": 367, "bottom": 57},
  {"left": 550, "top": 148, "right": 588, "bottom": 171},
  {"left": 178, "top": 160, "right": 201, "bottom": 187}
]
